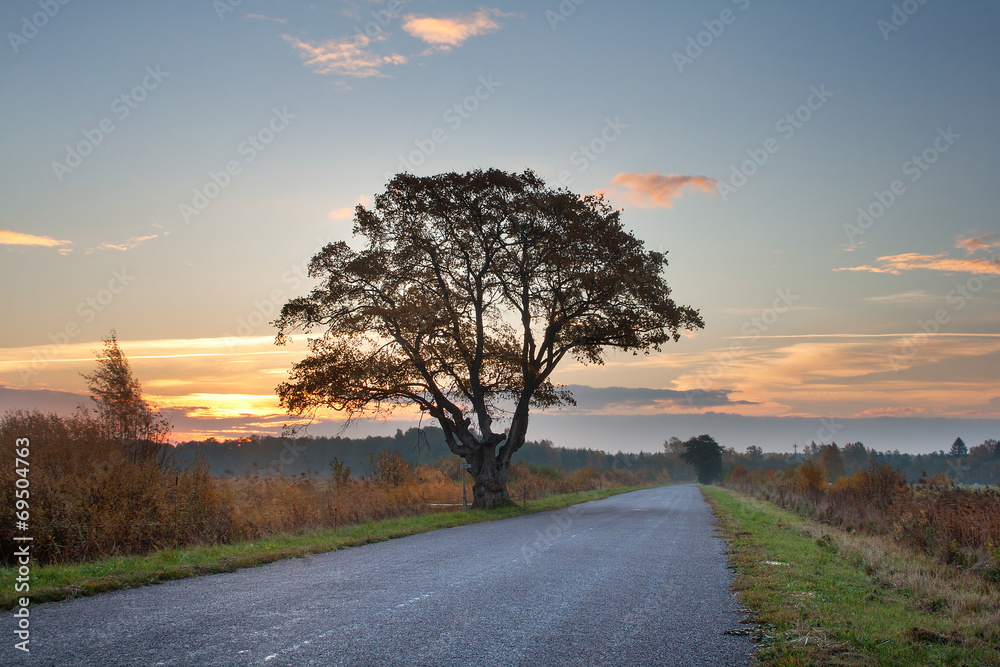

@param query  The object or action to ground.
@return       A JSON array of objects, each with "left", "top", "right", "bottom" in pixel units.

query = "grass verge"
[
  {"left": 1, "top": 486, "right": 642, "bottom": 609},
  {"left": 703, "top": 486, "right": 1000, "bottom": 666}
]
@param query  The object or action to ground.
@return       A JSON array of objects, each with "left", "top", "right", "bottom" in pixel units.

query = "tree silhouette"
[
  {"left": 949, "top": 437, "right": 968, "bottom": 457},
  {"left": 679, "top": 434, "right": 723, "bottom": 484},
  {"left": 80, "top": 330, "right": 172, "bottom": 464},
  {"left": 274, "top": 169, "right": 704, "bottom": 507}
]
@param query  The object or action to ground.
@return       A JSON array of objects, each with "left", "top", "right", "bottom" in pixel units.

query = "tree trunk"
[{"left": 470, "top": 449, "right": 512, "bottom": 509}]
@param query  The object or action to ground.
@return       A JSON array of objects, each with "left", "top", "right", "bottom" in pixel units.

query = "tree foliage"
[
  {"left": 680, "top": 434, "right": 724, "bottom": 484},
  {"left": 80, "top": 330, "right": 171, "bottom": 464},
  {"left": 275, "top": 169, "right": 704, "bottom": 507}
]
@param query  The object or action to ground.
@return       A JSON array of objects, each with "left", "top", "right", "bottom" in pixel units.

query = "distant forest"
[
  {"left": 173, "top": 427, "right": 694, "bottom": 481},
  {"left": 173, "top": 429, "right": 1000, "bottom": 485}
]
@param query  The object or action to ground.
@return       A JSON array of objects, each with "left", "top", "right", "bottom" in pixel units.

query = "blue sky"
[{"left": 2, "top": 0, "right": 999, "bottom": 451}]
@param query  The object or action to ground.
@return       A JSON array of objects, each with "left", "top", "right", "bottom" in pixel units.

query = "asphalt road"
[{"left": 7, "top": 484, "right": 755, "bottom": 666}]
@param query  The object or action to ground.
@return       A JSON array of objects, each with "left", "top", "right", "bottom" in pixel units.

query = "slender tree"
[
  {"left": 81, "top": 330, "right": 172, "bottom": 464},
  {"left": 274, "top": 169, "right": 704, "bottom": 507}
]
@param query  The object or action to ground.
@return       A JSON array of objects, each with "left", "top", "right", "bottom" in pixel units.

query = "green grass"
[
  {"left": 1, "top": 486, "right": 642, "bottom": 609},
  {"left": 703, "top": 486, "right": 1000, "bottom": 666}
]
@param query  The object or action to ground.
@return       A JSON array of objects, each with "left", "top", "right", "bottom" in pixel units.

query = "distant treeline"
[
  {"left": 720, "top": 438, "right": 1000, "bottom": 485},
  {"left": 173, "top": 427, "right": 697, "bottom": 481},
  {"left": 174, "top": 430, "right": 1000, "bottom": 485}
]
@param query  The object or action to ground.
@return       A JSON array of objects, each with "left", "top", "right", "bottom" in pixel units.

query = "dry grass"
[
  {"left": 705, "top": 487, "right": 1000, "bottom": 665},
  {"left": 728, "top": 464, "right": 1000, "bottom": 584}
]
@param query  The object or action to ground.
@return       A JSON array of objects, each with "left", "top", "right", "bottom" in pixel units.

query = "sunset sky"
[{"left": 3, "top": 1, "right": 999, "bottom": 452}]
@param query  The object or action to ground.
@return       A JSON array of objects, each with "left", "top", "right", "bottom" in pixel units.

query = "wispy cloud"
[
  {"left": 282, "top": 33, "right": 407, "bottom": 78},
  {"left": 402, "top": 8, "right": 509, "bottom": 51},
  {"left": 246, "top": 14, "right": 286, "bottom": 24},
  {"left": 0, "top": 229, "right": 73, "bottom": 251},
  {"left": 597, "top": 172, "right": 717, "bottom": 209},
  {"left": 836, "top": 252, "right": 1000, "bottom": 276},
  {"left": 956, "top": 231, "right": 1000, "bottom": 255},
  {"left": 864, "top": 290, "right": 939, "bottom": 303},
  {"left": 857, "top": 406, "right": 938, "bottom": 417},
  {"left": 89, "top": 234, "right": 159, "bottom": 253},
  {"left": 837, "top": 232, "right": 1000, "bottom": 276}
]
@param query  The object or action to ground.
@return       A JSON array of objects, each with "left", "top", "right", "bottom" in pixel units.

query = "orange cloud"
[
  {"left": 857, "top": 406, "right": 938, "bottom": 417},
  {"left": 956, "top": 231, "right": 1000, "bottom": 255},
  {"left": 402, "top": 8, "right": 508, "bottom": 49},
  {"left": 0, "top": 229, "right": 72, "bottom": 249},
  {"left": 329, "top": 195, "right": 371, "bottom": 221},
  {"left": 835, "top": 252, "right": 1000, "bottom": 276},
  {"left": 282, "top": 34, "right": 407, "bottom": 77},
  {"left": 597, "top": 172, "right": 717, "bottom": 209}
]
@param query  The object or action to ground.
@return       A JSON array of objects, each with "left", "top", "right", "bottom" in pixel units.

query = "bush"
[{"left": 0, "top": 410, "right": 242, "bottom": 565}]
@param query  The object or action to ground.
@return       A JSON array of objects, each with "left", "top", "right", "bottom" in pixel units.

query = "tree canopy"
[
  {"left": 680, "top": 434, "right": 724, "bottom": 484},
  {"left": 275, "top": 169, "right": 704, "bottom": 507}
]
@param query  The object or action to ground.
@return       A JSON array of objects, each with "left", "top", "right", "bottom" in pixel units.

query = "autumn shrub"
[
  {"left": 367, "top": 450, "right": 413, "bottom": 487},
  {"left": 0, "top": 410, "right": 243, "bottom": 565}
]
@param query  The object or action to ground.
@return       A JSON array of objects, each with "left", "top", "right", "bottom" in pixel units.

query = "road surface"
[{"left": 7, "top": 484, "right": 755, "bottom": 666}]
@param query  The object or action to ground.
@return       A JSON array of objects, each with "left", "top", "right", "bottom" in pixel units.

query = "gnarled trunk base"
[{"left": 471, "top": 454, "right": 513, "bottom": 509}]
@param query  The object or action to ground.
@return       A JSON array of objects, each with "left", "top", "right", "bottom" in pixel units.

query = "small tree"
[
  {"left": 329, "top": 457, "right": 352, "bottom": 488},
  {"left": 80, "top": 330, "right": 171, "bottom": 464},
  {"left": 949, "top": 437, "right": 968, "bottom": 458},
  {"left": 680, "top": 434, "right": 723, "bottom": 484}
]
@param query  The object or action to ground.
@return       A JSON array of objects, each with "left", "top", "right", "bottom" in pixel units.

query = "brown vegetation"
[
  {"left": 1, "top": 411, "right": 655, "bottom": 567},
  {"left": 727, "top": 463, "right": 1000, "bottom": 583}
]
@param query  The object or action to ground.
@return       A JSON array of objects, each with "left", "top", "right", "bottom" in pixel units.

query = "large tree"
[{"left": 274, "top": 169, "right": 704, "bottom": 507}]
